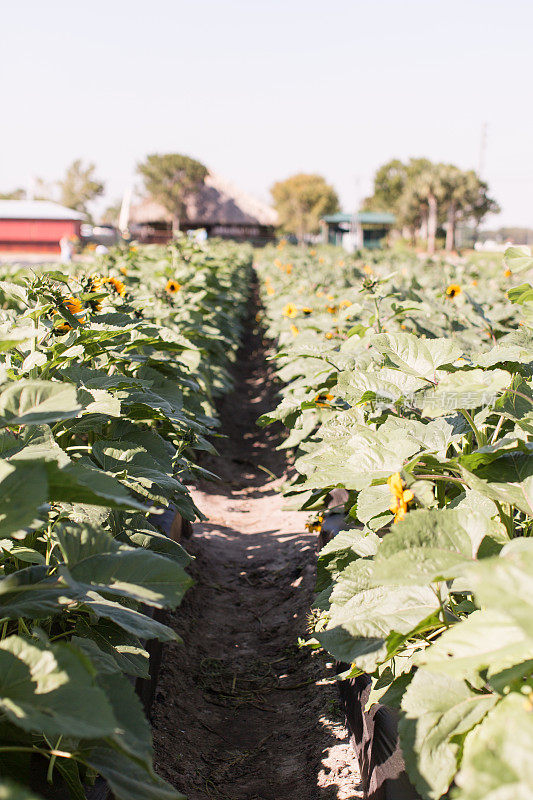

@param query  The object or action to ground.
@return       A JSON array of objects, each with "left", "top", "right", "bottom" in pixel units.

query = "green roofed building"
[{"left": 321, "top": 211, "right": 396, "bottom": 250}]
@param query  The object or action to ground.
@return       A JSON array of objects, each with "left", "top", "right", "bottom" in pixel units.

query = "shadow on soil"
[{"left": 152, "top": 286, "right": 362, "bottom": 800}]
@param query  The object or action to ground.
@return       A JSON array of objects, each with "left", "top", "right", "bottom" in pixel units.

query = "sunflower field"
[
  {"left": 0, "top": 239, "right": 251, "bottom": 800},
  {"left": 258, "top": 243, "right": 533, "bottom": 799}
]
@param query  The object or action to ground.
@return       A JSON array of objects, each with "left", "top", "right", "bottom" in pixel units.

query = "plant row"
[
  {"left": 257, "top": 242, "right": 533, "bottom": 800},
  {"left": 0, "top": 238, "right": 251, "bottom": 800}
]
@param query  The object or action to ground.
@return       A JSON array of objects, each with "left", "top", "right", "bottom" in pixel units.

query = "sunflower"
[
  {"left": 315, "top": 392, "right": 334, "bottom": 408},
  {"left": 305, "top": 514, "right": 323, "bottom": 533},
  {"left": 339, "top": 300, "right": 352, "bottom": 309},
  {"left": 326, "top": 306, "right": 337, "bottom": 314},
  {"left": 446, "top": 284, "right": 462, "bottom": 299},
  {"left": 325, "top": 332, "right": 334, "bottom": 339},
  {"left": 387, "top": 472, "right": 414, "bottom": 523},
  {"left": 105, "top": 277, "right": 126, "bottom": 297},
  {"left": 290, "top": 324, "right": 299, "bottom": 337},
  {"left": 363, "top": 265, "right": 373, "bottom": 275},
  {"left": 504, "top": 268, "right": 512, "bottom": 278},
  {"left": 283, "top": 303, "right": 298, "bottom": 318},
  {"left": 120, "top": 266, "right": 128, "bottom": 276},
  {"left": 165, "top": 279, "right": 182, "bottom": 295},
  {"left": 274, "top": 258, "right": 283, "bottom": 268},
  {"left": 277, "top": 238, "right": 287, "bottom": 251},
  {"left": 53, "top": 296, "right": 86, "bottom": 331},
  {"left": 302, "top": 306, "right": 313, "bottom": 315}
]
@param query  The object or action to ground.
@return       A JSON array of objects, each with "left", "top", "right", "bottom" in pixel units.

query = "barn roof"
[
  {"left": 129, "top": 173, "right": 277, "bottom": 227},
  {"left": 0, "top": 200, "right": 84, "bottom": 221}
]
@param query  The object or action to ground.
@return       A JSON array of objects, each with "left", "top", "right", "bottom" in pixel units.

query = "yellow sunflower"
[
  {"left": 315, "top": 392, "right": 334, "bottom": 408},
  {"left": 283, "top": 303, "right": 298, "bottom": 318},
  {"left": 105, "top": 277, "right": 126, "bottom": 297},
  {"left": 387, "top": 472, "right": 414, "bottom": 523},
  {"left": 165, "top": 279, "right": 182, "bottom": 295},
  {"left": 54, "top": 296, "right": 86, "bottom": 331},
  {"left": 446, "top": 284, "right": 462, "bottom": 299}
]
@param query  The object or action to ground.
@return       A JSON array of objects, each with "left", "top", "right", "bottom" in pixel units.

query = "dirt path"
[{"left": 152, "top": 299, "right": 362, "bottom": 800}]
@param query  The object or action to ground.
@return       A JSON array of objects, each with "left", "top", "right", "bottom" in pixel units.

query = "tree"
[
  {"left": 58, "top": 160, "right": 104, "bottom": 218},
  {"left": 271, "top": 173, "right": 339, "bottom": 243},
  {"left": 365, "top": 157, "right": 499, "bottom": 253},
  {"left": 137, "top": 153, "right": 208, "bottom": 234},
  {"left": 100, "top": 200, "right": 122, "bottom": 226},
  {"left": 0, "top": 188, "right": 26, "bottom": 200}
]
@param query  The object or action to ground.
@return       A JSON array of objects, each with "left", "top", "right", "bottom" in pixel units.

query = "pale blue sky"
[{"left": 1, "top": 0, "right": 531, "bottom": 226}]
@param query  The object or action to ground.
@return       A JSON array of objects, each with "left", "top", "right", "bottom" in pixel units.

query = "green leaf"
[
  {"left": 0, "top": 567, "right": 75, "bottom": 619},
  {"left": 0, "top": 461, "right": 47, "bottom": 537},
  {"left": 318, "top": 585, "right": 439, "bottom": 672},
  {"left": 97, "top": 672, "right": 152, "bottom": 762},
  {"left": 453, "top": 693, "right": 533, "bottom": 800},
  {"left": 460, "top": 455, "right": 533, "bottom": 515},
  {"left": 0, "top": 381, "right": 81, "bottom": 427},
  {"left": 78, "top": 591, "right": 180, "bottom": 641},
  {"left": 463, "top": 539, "right": 533, "bottom": 637},
  {"left": 399, "top": 669, "right": 498, "bottom": 800},
  {"left": 56, "top": 522, "right": 193, "bottom": 608},
  {"left": 418, "top": 610, "right": 533, "bottom": 680},
  {"left": 504, "top": 245, "right": 533, "bottom": 273},
  {"left": 316, "top": 529, "right": 379, "bottom": 591},
  {"left": 371, "top": 332, "right": 462, "bottom": 380},
  {"left": 422, "top": 369, "right": 510, "bottom": 416},
  {"left": 85, "top": 745, "right": 185, "bottom": 800},
  {"left": 0, "top": 635, "right": 116, "bottom": 739},
  {"left": 372, "top": 509, "right": 474, "bottom": 585}
]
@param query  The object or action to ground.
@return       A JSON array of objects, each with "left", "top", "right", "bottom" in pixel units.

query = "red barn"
[{"left": 0, "top": 200, "right": 83, "bottom": 254}]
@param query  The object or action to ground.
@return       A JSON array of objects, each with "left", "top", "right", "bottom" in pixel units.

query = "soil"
[{"left": 152, "top": 296, "right": 362, "bottom": 800}]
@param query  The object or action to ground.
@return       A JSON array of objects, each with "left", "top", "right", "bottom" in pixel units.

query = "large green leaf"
[
  {"left": 453, "top": 693, "right": 533, "bottom": 800},
  {"left": 318, "top": 585, "right": 439, "bottom": 671},
  {"left": 371, "top": 332, "right": 461, "bottom": 380},
  {"left": 399, "top": 669, "right": 498, "bottom": 800},
  {"left": 0, "top": 567, "right": 76, "bottom": 618},
  {"left": 418, "top": 609, "right": 533, "bottom": 680},
  {"left": 460, "top": 454, "right": 533, "bottom": 515},
  {"left": 78, "top": 591, "right": 180, "bottom": 641},
  {"left": 463, "top": 540, "right": 533, "bottom": 637},
  {"left": 372, "top": 509, "right": 474, "bottom": 585},
  {"left": 316, "top": 529, "right": 379, "bottom": 591},
  {"left": 0, "top": 635, "right": 116, "bottom": 739},
  {"left": 0, "top": 381, "right": 81, "bottom": 427},
  {"left": 422, "top": 369, "right": 510, "bottom": 416},
  {"left": 504, "top": 245, "right": 533, "bottom": 274},
  {"left": 0, "top": 460, "right": 47, "bottom": 537},
  {"left": 85, "top": 745, "right": 185, "bottom": 800},
  {"left": 56, "top": 522, "right": 192, "bottom": 607}
]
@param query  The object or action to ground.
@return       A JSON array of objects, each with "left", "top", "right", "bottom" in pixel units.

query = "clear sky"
[{"left": 1, "top": 0, "right": 531, "bottom": 226}]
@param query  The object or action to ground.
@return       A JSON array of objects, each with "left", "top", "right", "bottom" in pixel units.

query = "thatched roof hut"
[{"left": 129, "top": 173, "right": 277, "bottom": 244}]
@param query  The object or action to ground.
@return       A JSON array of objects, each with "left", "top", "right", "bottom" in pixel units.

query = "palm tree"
[{"left": 414, "top": 165, "right": 447, "bottom": 255}]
